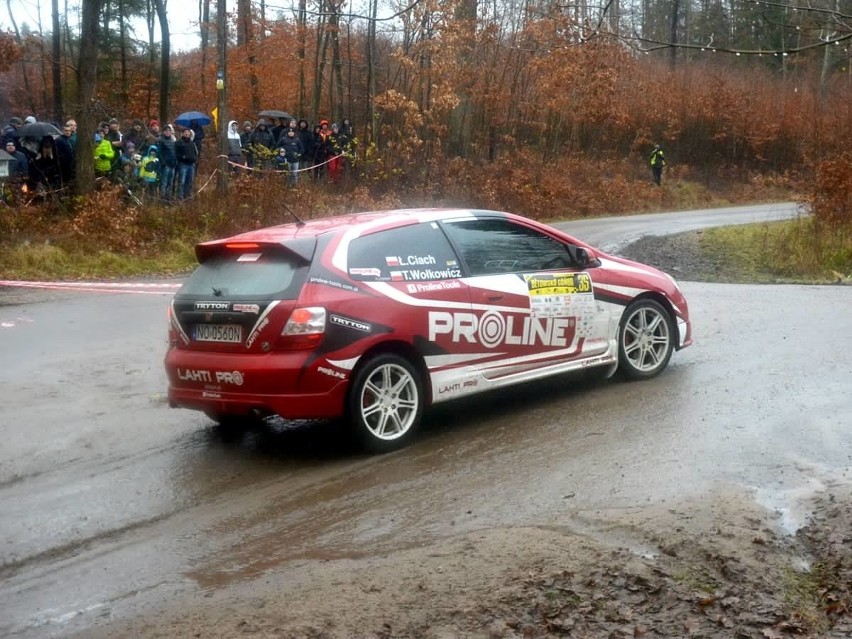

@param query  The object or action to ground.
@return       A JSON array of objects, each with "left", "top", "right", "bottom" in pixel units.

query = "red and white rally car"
[{"left": 165, "top": 208, "right": 692, "bottom": 452}]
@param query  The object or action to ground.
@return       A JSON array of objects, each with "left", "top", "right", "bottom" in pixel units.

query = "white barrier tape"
[
  {"left": 0, "top": 280, "right": 181, "bottom": 288},
  {"left": 217, "top": 152, "right": 345, "bottom": 174},
  {"left": 0, "top": 280, "right": 181, "bottom": 295}
]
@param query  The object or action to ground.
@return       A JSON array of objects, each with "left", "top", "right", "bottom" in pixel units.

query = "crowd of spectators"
[{"left": 1, "top": 112, "right": 357, "bottom": 205}]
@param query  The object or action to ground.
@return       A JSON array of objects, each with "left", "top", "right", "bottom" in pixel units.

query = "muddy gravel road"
[{"left": 1, "top": 202, "right": 850, "bottom": 638}]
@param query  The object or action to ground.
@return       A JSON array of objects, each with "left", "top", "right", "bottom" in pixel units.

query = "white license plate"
[{"left": 194, "top": 324, "right": 242, "bottom": 343}]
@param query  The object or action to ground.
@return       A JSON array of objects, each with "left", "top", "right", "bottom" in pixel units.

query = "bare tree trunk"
[
  {"left": 61, "top": 0, "right": 79, "bottom": 119},
  {"left": 217, "top": 0, "right": 228, "bottom": 196},
  {"left": 36, "top": 5, "right": 50, "bottom": 115},
  {"left": 450, "top": 0, "right": 477, "bottom": 157},
  {"left": 119, "top": 0, "right": 129, "bottom": 100},
  {"left": 52, "top": 0, "right": 63, "bottom": 121},
  {"left": 76, "top": 0, "right": 102, "bottom": 196},
  {"left": 297, "top": 0, "right": 307, "bottom": 116},
  {"left": 344, "top": 19, "right": 352, "bottom": 120},
  {"left": 146, "top": 0, "right": 157, "bottom": 118},
  {"left": 153, "top": 0, "right": 171, "bottom": 125},
  {"left": 200, "top": 0, "right": 210, "bottom": 98},
  {"left": 419, "top": 10, "right": 432, "bottom": 112},
  {"left": 329, "top": 0, "right": 344, "bottom": 120},
  {"left": 237, "top": 0, "right": 260, "bottom": 112},
  {"left": 364, "top": 0, "right": 377, "bottom": 147},
  {"left": 670, "top": 0, "right": 680, "bottom": 67},
  {"left": 312, "top": 1, "right": 329, "bottom": 118},
  {"left": 819, "top": 0, "right": 840, "bottom": 97}
]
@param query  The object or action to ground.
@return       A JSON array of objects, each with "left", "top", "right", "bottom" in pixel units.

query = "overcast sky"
[{"left": 3, "top": 0, "right": 201, "bottom": 52}]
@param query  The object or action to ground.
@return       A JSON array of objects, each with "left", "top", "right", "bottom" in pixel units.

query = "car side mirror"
[{"left": 575, "top": 247, "right": 591, "bottom": 269}]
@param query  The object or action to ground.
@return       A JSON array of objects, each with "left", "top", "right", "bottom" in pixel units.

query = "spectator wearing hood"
[
  {"left": 93, "top": 132, "right": 116, "bottom": 178},
  {"left": 124, "top": 119, "right": 146, "bottom": 150},
  {"left": 240, "top": 120, "right": 254, "bottom": 167},
  {"left": 227, "top": 120, "right": 243, "bottom": 170},
  {"left": 297, "top": 119, "right": 312, "bottom": 172},
  {"left": 310, "top": 123, "right": 329, "bottom": 179},
  {"left": 119, "top": 141, "right": 142, "bottom": 183},
  {"left": 2, "top": 116, "right": 22, "bottom": 147},
  {"left": 248, "top": 118, "right": 275, "bottom": 169},
  {"left": 189, "top": 119, "right": 205, "bottom": 158},
  {"left": 140, "top": 120, "right": 160, "bottom": 155},
  {"left": 271, "top": 117, "right": 288, "bottom": 144},
  {"left": 106, "top": 118, "right": 123, "bottom": 151},
  {"left": 138, "top": 144, "right": 161, "bottom": 198},
  {"left": 156, "top": 124, "right": 178, "bottom": 201},
  {"left": 30, "top": 135, "right": 63, "bottom": 197}
]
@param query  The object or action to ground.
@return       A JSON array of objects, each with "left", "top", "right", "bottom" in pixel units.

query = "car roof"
[{"left": 198, "top": 208, "right": 514, "bottom": 247}]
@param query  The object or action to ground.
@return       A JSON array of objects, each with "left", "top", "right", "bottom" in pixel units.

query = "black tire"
[
  {"left": 347, "top": 353, "right": 424, "bottom": 453},
  {"left": 616, "top": 299, "right": 676, "bottom": 380}
]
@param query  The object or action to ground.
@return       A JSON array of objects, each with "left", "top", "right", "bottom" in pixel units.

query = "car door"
[
  {"left": 345, "top": 221, "right": 484, "bottom": 402},
  {"left": 440, "top": 216, "right": 612, "bottom": 382}
]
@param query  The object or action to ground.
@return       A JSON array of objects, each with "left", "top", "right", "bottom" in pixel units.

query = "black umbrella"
[
  {"left": 258, "top": 109, "right": 293, "bottom": 121},
  {"left": 18, "top": 121, "right": 62, "bottom": 138}
]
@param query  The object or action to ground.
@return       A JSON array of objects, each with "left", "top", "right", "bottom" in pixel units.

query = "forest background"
[{"left": 0, "top": 0, "right": 850, "bottom": 280}]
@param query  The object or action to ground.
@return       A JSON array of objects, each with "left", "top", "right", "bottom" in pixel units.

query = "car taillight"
[
  {"left": 277, "top": 307, "right": 326, "bottom": 350},
  {"left": 167, "top": 305, "right": 178, "bottom": 347}
]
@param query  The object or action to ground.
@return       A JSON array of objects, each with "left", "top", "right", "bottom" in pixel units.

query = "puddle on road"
[
  {"left": 754, "top": 485, "right": 821, "bottom": 535},
  {"left": 752, "top": 463, "right": 841, "bottom": 535}
]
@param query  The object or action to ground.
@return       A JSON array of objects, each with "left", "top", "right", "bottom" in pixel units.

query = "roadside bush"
[
  {"left": 0, "top": 156, "right": 810, "bottom": 281},
  {"left": 807, "top": 151, "right": 852, "bottom": 233}
]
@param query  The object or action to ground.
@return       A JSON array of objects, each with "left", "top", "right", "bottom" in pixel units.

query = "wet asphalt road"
[{"left": 1, "top": 202, "right": 850, "bottom": 638}]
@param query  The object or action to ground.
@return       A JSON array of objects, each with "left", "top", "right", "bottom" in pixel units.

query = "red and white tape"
[{"left": 0, "top": 280, "right": 182, "bottom": 295}]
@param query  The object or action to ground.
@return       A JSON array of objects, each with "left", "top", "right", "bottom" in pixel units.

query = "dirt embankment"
[{"left": 83, "top": 486, "right": 851, "bottom": 639}]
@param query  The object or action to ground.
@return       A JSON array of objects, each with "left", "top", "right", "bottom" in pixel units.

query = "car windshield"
[{"left": 180, "top": 250, "right": 304, "bottom": 299}]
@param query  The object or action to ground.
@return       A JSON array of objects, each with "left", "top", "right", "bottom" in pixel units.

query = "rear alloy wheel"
[
  {"left": 617, "top": 299, "right": 675, "bottom": 380},
  {"left": 348, "top": 354, "right": 424, "bottom": 453}
]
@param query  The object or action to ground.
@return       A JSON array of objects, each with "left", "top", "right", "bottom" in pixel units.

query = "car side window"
[
  {"left": 348, "top": 222, "right": 462, "bottom": 282},
  {"left": 442, "top": 218, "right": 574, "bottom": 276}
]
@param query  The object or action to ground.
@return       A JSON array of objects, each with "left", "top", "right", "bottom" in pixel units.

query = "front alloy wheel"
[
  {"left": 617, "top": 299, "right": 675, "bottom": 380},
  {"left": 348, "top": 353, "right": 424, "bottom": 453}
]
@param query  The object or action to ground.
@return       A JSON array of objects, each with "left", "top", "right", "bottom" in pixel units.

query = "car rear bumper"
[
  {"left": 167, "top": 386, "right": 346, "bottom": 419},
  {"left": 164, "top": 348, "right": 348, "bottom": 419}
]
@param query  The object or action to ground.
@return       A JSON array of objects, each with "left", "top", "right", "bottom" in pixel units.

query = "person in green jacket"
[
  {"left": 138, "top": 145, "right": 161, "bottom": 199},
  {"left": 94, "top": 133, "right": 115, "bottom": 178}
]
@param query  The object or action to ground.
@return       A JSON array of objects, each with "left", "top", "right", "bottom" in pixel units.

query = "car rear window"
[{"left": 179, "top": 250, "right": 307, "bottom": 299}]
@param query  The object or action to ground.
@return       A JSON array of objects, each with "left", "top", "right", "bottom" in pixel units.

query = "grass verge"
[{"left": 699, "top": 217, "right": 852, "bottom": 283}]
